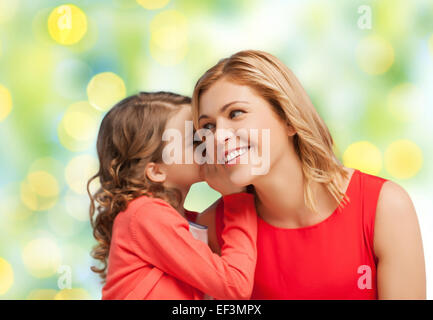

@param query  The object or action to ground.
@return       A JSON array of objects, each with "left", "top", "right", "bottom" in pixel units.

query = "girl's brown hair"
[
  {"left": 87, "top": 91, "right": 191, "bottom": 282},
  {"left": 192, "top": 50, "right": 349, "bottom": 213}
]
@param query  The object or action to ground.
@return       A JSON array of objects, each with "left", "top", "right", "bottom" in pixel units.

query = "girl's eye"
[{"left": 229, "top": 109, "right": 244, "bottom": 119}]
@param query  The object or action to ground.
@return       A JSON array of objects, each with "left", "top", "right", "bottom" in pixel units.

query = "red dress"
[{"left": 215, "top": 169, "right": 387, "bottom": 299}]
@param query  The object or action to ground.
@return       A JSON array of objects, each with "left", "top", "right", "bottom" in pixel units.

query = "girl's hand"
[{"left": 199, "top": 163, "right": 246, "bottom": 196}]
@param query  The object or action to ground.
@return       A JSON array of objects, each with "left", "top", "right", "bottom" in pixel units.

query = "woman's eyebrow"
[{"left": 198, "top": 100, "right": 249, "bottom": 122}]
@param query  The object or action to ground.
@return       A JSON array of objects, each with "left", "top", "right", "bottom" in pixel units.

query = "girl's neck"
[{"left": 174, "top": 186, "right": 190, "bottom": 217}]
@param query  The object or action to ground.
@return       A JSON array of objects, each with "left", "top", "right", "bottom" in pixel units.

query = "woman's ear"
[
  {"left": 145, "top": 162, "right": 167, "bottom": 183},
  {"left": 286, "top": 123, "right": 296, "bottom": 137}
]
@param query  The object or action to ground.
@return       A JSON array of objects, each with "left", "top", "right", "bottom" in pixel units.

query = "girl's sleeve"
[{"left": 129, "top": 192, "right": 257, "bottom": 300}]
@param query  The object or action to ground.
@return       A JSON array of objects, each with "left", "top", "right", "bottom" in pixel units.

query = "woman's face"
[{"left": 197, "top": 78, "right": 295, "bottom": 187}]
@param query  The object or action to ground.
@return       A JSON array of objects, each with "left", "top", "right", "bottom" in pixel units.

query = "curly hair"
[{"left": 87, "top": 91, "right": 191, "bottom": 282}]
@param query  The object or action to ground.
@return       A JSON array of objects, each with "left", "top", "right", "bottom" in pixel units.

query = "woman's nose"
[{"left": 214, "top": 119, "right": 236, "bottom": 145}]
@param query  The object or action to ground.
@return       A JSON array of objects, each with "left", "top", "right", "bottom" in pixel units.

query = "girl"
[
  {"left": 193, "top": 50, "right": 426, "bottom": 299},
  {"left": 87, "top": 91, "right": 257, "bottom": 300}
]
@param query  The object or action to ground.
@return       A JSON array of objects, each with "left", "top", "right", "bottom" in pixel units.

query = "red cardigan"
[{"left": 102, "top": 192, "right": 257, "bottom": 300}]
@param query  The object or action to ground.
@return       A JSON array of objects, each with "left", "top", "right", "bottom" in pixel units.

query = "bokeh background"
[{"left": 0, "top": 0, "right": 432, "bottom": 299}]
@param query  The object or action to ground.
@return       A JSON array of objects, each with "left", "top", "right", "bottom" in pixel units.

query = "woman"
[{"left": 193, "top": 50, "right": 426, "bottom": 299}]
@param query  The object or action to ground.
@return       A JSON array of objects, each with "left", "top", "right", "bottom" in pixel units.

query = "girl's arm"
[
  {"left": 129, "top": 192, "right": 257, "bottom": 300},
  {"left": 374, "top": 181, "right": 426, "bottom": 299}
]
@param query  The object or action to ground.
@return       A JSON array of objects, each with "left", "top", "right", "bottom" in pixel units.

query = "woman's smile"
[{"left": 224, "top": 145, "right": 251, "bottom": 165}]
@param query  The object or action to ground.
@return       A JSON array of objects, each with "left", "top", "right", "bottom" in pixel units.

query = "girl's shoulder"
[
  {"left": 128, "top": 195, "right": 199, "bottom": 223},
  {"left": 127, "top": 194, "right": 170, "bottom": 212},
  {"left": 114, "top": 195, "right": 179, "bottom": 228}
]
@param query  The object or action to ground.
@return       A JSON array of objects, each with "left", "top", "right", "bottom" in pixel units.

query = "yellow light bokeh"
[
  {"left": 0, "top": 0, "right": 20, "bottom": 24},
  {"left": 48, "top": 4, "right": 88, "bottom": 45},
  {"left": 0, "top": 183, "right": 34, "bottom": 227},
  {"left": 20, "top": 170, "right": 59, "bottom": 211},
  {"left": 54, "top": 288, "right": 92, "bottom": 300},
  {"left": 27, "top": 289, "right": 58, "bottom": 300},
  {"left": 343, "top": 141, "right": 383, "bottom": 175},
  {"left": 64, "top": 111, "right": 98, "bottom": 141},
  {"left": 137, "top": 0, "right": 170, "bottom": 10},
  {"left": 0, "top": 84, "right": 12, "bottom": 122},
  {"left": 28, "top": 171, "right": 59, "bottom": 198},
  {"left": 22, "top": 238, "right": 61, "bottom": 278},
  {"left": 150, "top": 41, "right": 189, "bottom": 66},
  {"left": 87, "top": 72, "right": 126, "bottom": 111},
  {"left": 65, "top": 190, "right": 92, "bottom": 221},
  {"left": 387, "top": 83, "right": 423, "bottom": 122},
  {"left": 150, "top": 10, "right": 189, "bottom": 65},
  {"left": 356, "top": 35, "right": 395, "bottom": 75},
  {"left": 47, "top": 202, "right": 83, "bottom": 237},
  {"left": 376, "top": 0, "right": 413, "bottom": 39},
  {"left": 63, "top": 101, "right": 100, "bottom": 141},
  {"left": 58, "top": 101, "right": 101, "bottom": 152},
  {"left": 151, "top": 11, "right": 188, "bottom": 50},
  {"left": 384, "top": 139, "right": 423, "bottom": 179},
  {"left": 65, "top": 154, "right": 99, "bottom": 195},
  {"left": 29, "top": 157, "right": 64, "bottom": 184},
  {"left": 0, "top": 257, "right": 14, "bottom": 295},
  {"left": 58, "top": 121, "right": 92, "bottom": 152}
]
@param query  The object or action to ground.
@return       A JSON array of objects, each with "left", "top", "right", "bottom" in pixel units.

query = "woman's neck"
[{"left": 252, "top": 150, "right": 338, "bottom": 229}]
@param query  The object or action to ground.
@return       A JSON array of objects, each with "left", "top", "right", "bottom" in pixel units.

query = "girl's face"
[
  {"left": 197, "top": 78, "right": 296, "bottom": 187},
  {"left": 161, "top": 105, "right": 202, "bottom": 190}
]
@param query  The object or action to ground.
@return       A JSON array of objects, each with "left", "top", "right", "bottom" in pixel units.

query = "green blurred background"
[{"left": 0, "top": 0, "right": 432, "bottom": 299}]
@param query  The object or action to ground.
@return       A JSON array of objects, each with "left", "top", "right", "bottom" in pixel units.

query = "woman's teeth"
[{"left": 225, "top": 147, "right": 249, "bottom": 163}]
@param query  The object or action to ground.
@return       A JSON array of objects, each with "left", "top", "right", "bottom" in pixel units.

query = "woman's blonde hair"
[{"left": 191, "top": 50, "right": 349, "bottom": 213}]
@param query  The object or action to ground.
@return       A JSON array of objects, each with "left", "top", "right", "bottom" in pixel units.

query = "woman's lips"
[{"left": 223, "top": 145, "right": 251, "bottom": 165}]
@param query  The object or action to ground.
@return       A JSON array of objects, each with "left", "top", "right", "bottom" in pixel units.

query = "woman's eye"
[
  {"left": 229, "top": 110, "right": 244, "bottom": 119},
  {"left": 202, "top": 123, "right": 215, "bottom": 130},
  {"left": 192, "top": 138, "right": 201, "bottom": 146}
]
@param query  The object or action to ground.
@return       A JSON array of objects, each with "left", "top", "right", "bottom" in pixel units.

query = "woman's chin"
[{"left": 226, "top": 165, "right": 256, "bottom": 188}]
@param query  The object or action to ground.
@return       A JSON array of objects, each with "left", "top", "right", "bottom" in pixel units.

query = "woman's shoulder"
[
  {"left": 373, "top": 179, "right": 424, "bottom": 291},
  {"left": 375, "top": 180, "right": 416, "bottom": 222},
  {"left": 351, "top": 169, "right": 415, "bottom": 225},
  {"left": 353, "top": 170, "right": 411, "bottom": 214},
  {"left": 348, "top": 168, "right": 387, "bottom": 202},
  {"left": 356, "top": 169, "right": 388, "bottom": 185}
]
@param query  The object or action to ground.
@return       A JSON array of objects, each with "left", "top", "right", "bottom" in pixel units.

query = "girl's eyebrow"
[{"left": 198, "top": 100, "right": 249, "bottom": 122}]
